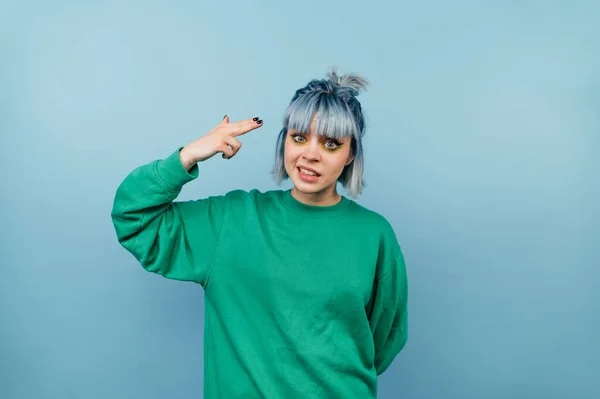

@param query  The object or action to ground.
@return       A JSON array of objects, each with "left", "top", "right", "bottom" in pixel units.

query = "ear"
[
  {"left": 345, "top": 138, "right": 356, "bottom": 166},
  {"left": 345, "top": 153, "right": 355, "bottom": 166}
]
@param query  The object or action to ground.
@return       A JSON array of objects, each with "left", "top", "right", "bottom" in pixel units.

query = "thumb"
[{"left": 220, "top": 114, "right": 230, "bottom": 124}]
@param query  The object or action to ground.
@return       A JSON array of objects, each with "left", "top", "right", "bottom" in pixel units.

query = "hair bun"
[{"left": 327, "top": 67, "right": 369, "bottom": 98}]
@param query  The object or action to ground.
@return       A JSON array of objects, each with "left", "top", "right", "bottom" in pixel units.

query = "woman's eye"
[
  {"left": 325, "top": 141, "right": 338, "bottom": 150},
  {"left": 292, "top": 135, "right": 306, "bottom": 143}
]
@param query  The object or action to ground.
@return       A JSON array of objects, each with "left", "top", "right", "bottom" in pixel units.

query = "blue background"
[{"left": 1, "top": 1, "right": 598, "bottom": 398}]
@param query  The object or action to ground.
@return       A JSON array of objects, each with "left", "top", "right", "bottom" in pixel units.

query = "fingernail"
[
  {"left": 257, "top": 119, "right": 263, "bottom": 124},
  {"left": 253, "top": 117, "right": 259, "bottom": 121},
  {"left": 223, "top": 115, "right": 227, "bottom": 119}
]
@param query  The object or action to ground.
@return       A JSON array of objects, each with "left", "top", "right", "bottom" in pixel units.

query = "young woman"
[{"left": 111, "top": 69, "right": 408, "bottom": 398}]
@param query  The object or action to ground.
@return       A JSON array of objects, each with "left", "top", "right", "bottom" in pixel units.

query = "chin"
[
  {"left": 295, "top": 184, "right": 322, "bottom": 194},
  {"left": 295, "top": 180, "right": 335, "bottom": 196}
]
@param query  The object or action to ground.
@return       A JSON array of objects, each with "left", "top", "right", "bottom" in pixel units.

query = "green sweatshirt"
[{"left": 111, "top": 149, "right": 408, "bottom": 398}]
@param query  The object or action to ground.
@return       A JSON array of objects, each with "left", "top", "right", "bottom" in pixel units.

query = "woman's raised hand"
[{"left": 179, "top": 115, "right": 263, "bottom": 170}]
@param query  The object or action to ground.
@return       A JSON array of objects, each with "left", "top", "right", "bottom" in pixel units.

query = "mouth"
[
  {"left": 297, "top": 166, "right": 321, "bottom": 176},
  {"left": 297, "top": 166, "right": 321, "bottom": 182}
]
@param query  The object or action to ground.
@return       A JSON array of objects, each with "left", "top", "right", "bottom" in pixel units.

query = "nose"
[{"left": 301, "top": 141, "right": 321, "bottom": 162}]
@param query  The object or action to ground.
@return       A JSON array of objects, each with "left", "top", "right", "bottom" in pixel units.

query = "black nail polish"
[
  {"left": 257, "top": 119, "right": 263, "bottom": 124},
  {"left": 253, "top": 117, "right": 259, "bottom": 121},
  {"left": 223, "top": 115, "right": 227, "bottom": 119}
]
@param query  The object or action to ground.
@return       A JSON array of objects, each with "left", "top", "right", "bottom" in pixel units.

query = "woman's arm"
[
  {"left": 369, "top": 249, "right": 409, "bottom": 375},
  {"left": 110, "top": 116, "right": 263, "bottom": 286}
]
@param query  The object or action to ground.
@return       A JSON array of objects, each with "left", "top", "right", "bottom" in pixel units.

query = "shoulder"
[
  {"left": 349, "top": 201, "right": 397, "bottom": 236},
  {"left": 347, "top": 200, "right": 402, "bottom": 256},
  {"left": 349, "top": 203, "right": 406, "bottom": 279}
]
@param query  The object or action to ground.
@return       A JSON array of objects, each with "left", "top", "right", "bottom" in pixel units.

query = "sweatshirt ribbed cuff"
[{"left": 155, "top": 147, "right": 199, "bottom": 192}]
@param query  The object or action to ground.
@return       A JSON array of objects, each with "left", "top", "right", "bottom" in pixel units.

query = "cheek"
[
  {"left": 284, "top": 141, "right": 300, "bottom": 162},
  {"left": 332, "top": 148, "right": 352, "bottom": 167}
]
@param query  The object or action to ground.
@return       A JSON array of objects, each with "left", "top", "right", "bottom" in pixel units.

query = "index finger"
[{"left": 229, "top": 117, "right": 264, "bottom": 137}]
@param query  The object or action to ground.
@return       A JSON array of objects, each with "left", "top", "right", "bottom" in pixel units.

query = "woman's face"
[{"left": 284, "top": 114, "right": 354, "bottom": 206}]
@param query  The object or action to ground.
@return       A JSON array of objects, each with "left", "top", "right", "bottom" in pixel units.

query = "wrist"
[{"left": 179, "top": 147, "right": 197, "bottom": 171}]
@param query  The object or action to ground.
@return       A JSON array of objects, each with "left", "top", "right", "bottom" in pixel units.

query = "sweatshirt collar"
[{"left": 278, "top": 189, "right": 352, "bottom": 217}]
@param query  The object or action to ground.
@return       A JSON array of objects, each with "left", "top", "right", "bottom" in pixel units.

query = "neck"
[{"left": 291, "top": 186, "right": 342, "bottom": 206}]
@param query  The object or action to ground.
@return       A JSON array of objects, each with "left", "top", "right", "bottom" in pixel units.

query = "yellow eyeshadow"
[
  {"left": 289, "top": 134, "right": 343, "bottom": 151},
  {"left": 323, "top": 143, "right": 342, "bottom": 152},
  {"left": 289, "top": 135, "right": 307, "bottom": 144}
]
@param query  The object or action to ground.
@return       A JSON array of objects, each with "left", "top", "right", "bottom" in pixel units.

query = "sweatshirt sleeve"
[
  {"left": 110, "top": 148, "right": 227, "bottom": 287},
  {"left": 369, "top": 249, "right": 408, "bottom": 375}
]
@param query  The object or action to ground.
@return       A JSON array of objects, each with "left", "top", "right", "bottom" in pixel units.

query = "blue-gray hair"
[{"left": 272, "top": 68, "right": 369, "bottom": 198}]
